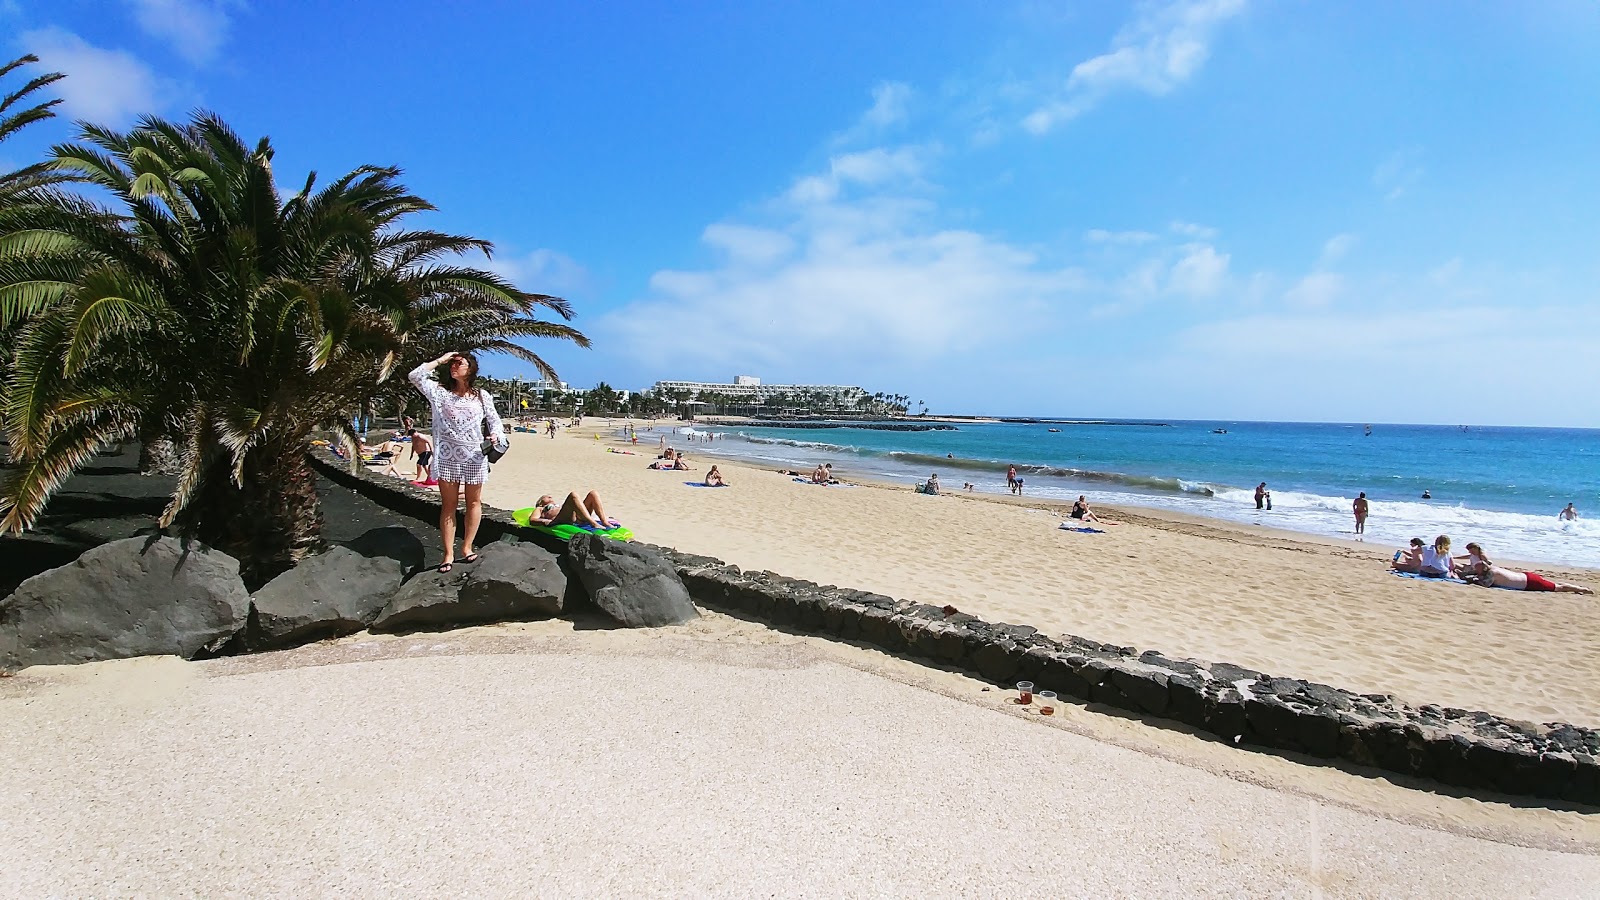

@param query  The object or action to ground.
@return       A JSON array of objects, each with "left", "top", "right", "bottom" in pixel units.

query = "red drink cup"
[
  {"left": 1039, "top": 691, "right": 1057, "bottom": 715},
  {"left": 1016, "top": 681, "right": 1034, "bottom": 704}
]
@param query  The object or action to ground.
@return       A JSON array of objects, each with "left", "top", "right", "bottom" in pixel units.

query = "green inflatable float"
[{"left": 512, "top": 507, "right": 633, "bottom": 541}]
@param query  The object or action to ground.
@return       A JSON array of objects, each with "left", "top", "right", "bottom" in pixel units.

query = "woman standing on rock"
[{"left": 410, "top": 351, "right": 507, "bottom": 572}]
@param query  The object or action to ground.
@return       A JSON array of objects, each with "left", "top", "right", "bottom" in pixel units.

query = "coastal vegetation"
[{"left": 0, "top": 56, "right": 588, "bottom": 582}]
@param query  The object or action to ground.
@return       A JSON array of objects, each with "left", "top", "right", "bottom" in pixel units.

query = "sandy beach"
[
  {"left": 481, "top": 421, "right": 1600, "bottom": 727},
  {"left": 5, "top": 617, "right": 1598, "bottom": 896}
]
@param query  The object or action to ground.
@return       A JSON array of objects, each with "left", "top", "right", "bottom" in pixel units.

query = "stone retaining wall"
[{"left": 308, "top": 453, "right": 1600, "bottom": 805}]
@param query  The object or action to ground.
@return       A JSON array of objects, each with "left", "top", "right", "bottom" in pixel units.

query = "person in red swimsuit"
[{"left": 1475, "top": 566, "right": 1593, "bottom": 594}]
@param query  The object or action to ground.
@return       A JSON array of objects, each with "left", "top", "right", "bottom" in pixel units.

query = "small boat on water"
[
  {"left": 1212, "top": 428, "right": 1228, "bottom": 434},
  {"left": 1047, "top": 428, "right": 1061, "bottom": 433}
]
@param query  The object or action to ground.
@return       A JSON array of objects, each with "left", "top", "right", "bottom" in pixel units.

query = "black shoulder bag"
[{"left": 478, "top": 392, "right": 507, "bottom": 464}]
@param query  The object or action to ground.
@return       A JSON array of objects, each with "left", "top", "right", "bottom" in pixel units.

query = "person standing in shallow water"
[
  {"left": 409, "top": 351, "right": 507, "bottom": 573},
  {"left": 1353, "top": 492, "right": 1369, "bottom": 537}
]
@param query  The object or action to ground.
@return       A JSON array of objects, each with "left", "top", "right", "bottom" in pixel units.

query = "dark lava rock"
[
  {"left": 0, "top": 536, "right": 248, "bottom": 669},
  {"left": 566, "top": 534, "right": 698, "bottom": 627},
  {"left": 372, "top": 541, "right": 567, "bottom": 632},
  {"left": 249, "top": 547, "right": 403, "bottom": 649},
  {"left": 972, "top": 640, "right": 1021, "bottom": 683},
  {"left": 1110, "top": 665, "right": 1171, "bottom": 716},
  {"left": 342, "top": 525, "right": 426, "bottom": 579}
]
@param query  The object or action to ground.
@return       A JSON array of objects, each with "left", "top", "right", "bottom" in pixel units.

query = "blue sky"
[{"left": 7, "top": 1, "right": 1600, "bottom": 426}]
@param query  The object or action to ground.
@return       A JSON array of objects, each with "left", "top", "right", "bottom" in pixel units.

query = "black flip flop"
[
  {"left": 459, "top": 553, "right": 480, "bottom": 564},
  {"left": 437, "top": 562, "right": 453, "bottom": 573}
]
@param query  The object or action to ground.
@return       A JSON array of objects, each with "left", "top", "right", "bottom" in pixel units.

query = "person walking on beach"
[
  {"left": 1560, "top": 502, "right": 1579, "bottom": 521},
  {"left": 1006, "top": 465, "right": 1018, "bottom": 494},
  {"left": 409, "top": 351, "right": 507, "bottom": 573},
  {"left": 407, "top": 429, "right": 433, "bottom": 483},
  {"left": 1352, "top": 492, "right": 1369, "bottom": 536},
  {"left": 1255, "top": 482, "right": 1268, "bottom": 510}
]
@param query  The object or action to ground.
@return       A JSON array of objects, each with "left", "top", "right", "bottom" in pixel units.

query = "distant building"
[
  {"left": 649, "top": 377, "right": 869, "bottom": 409},
  {"left": 527, "top": 378, "right": 569, "bottom": 394}
]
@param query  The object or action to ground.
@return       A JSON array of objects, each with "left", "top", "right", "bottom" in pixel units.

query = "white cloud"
[
  {"left": 482, "top": 248, "right": 591, "bottom": 297},
  {"left": 1169, "top": 220, "right": 1218, "bottom": 239},
  {"left": 18, "top": 28, "right": 168, "bottom": 125},
  {"left": 1283, "top": 272, "right": 1343, "bottom": 308},
  {"left": 784, "top": 146, "right": 929, "bottom": 207},
  {"left": 833, "top": 81, "right": 913, "bottom": 147},
  {"left": 702, "top": 224, "right": 795, "bottom": 267},
  {"left": 1374, "top": 148, "right": 1424, "bottom": 201},
  {"left": 1168, "top": 243, "right": 1229, "bottom": 297},
  {"left": 126, "top": 0, "right": 235, "bottom": 66},
  {"left": 863, "top": 82, "right": 911, "bottom": 129},
  {"left": 1024, "top": 0, "right": 1248, "bottom": 134},
  {"left": 601, "top": 155, "right": 1089, "bottom": 372},
  {"left": 1319, "top": 233, "right": 1357, "bottom": 265},
  {"left": 1085, "top": 228, "right": 1158, "bottom": 244}
]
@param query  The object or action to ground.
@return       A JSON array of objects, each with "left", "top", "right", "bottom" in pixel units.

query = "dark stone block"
[
  {"left": 934, "top": 626, "right": 968, "bottom": 664},
  {"left": 859, "top": 607, "right": 893, "bottom": 644},
  {"left": 1016, "top": 647, "right": 1053, "bottom": 683},
  {"left": 1421, "top": 732, "right": 1481, "bottom": 789},
  {"left": 1294, "top": 706, "right": 1343, "bottom": 759},
  {"left": 250, "top": 546, "right": 403, "bottom": 649},
  {"left": 565, "top": 534, "right": 698, "bottom": 627},
  {"left": 1138, "top": 651, "right": 1205, "bottom": 679},
  {"left": 1205, "top": 690, "right": 1249, "bottom": 744},
  {"left": 1209, "top": 662, "right": 1267, "bottom": 684},
  {"left": 1337, "top": 718, "right": 1377, "bottom": 767},
  {"left": 1110, "top": 666, "right": 1170, "bottom": 716},
  {"left": 1563, "top": 755, "right": 1600, "bottom": 806},
  {"left": 835, "top": 604, "right": 865, "bottom": 640},
  {"left": 342, "top": 525, "right": 426, "bottom": 579},
  {"left": 1039, "top": 654, "right": 1093, "bottom": 700},
  {"left": 1488, "top": 743, "right": 1545, "bottom": 797},
  {"left": 972, "top": 640, "right": 1021, "bottom": 683},
  {"left": 1, "top": 537, "right": 249, "bottom": 669},
  {"left": 1166, "top": 675, "right": 1209, "bottom": 730},
  {"left": 1299, "top": 681, "right": 1356, "bottom": 712},
  {"left": 1244, "top": 695, "right": 1305, "bottom": 752},
  {"left": 371, "top": 541, "right": 566, "bottom": 632}
]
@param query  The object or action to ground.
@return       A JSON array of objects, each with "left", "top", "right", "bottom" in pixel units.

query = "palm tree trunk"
[
  {"left": 193, "top": 444, "right": 324, "bottom": 589},
  {"left": 137, "top": 422, "right": 183, "bottom": 476}
]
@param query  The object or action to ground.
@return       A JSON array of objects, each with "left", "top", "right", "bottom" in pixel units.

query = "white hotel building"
[{"left": 648, "top": 375, "right": 868, "bottom": 409}]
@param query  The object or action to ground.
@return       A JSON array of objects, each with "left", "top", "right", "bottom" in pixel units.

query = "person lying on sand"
[
  {"left": 1470, "top": 566, "right": 1593, "bottom": 594},
  {"left": 704, "top": 466, "right": 727, "bottom": 487},
  {"left": 1390, "top": 537, "right": 1427, "bottom": 573},
  {"left": 530, "top": 492, "right": 615, "bottom": 530},
  {"left": 1455, "top": 542, "right": 1493, "bottom": 579},
  {"left": 1069, "top": 495, "right": 1102, "bottom": 524}
]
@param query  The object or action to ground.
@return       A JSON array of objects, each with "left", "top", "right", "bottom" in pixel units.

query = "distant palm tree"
[
  {"left": 0, "top": 55, "right": 69, "bottom": 203},
  {"left": 0, "top": 112, "right": 588, "bottom": 583}
]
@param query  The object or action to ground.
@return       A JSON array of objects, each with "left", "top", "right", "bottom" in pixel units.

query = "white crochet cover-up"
[{"left": 409, "top": 363, "right": 507, "bottom": 485}]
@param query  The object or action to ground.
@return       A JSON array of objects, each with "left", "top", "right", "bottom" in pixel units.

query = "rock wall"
[{"left": 306, "top": 453, "right": 1600, "bottom": 805}]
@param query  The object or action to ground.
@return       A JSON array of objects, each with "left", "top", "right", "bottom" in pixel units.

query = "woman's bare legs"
[
  {"left": 438, "top": 480, "right": 459, "bottom": 566},
  {"left": 581, "top": 491, "right": 611, "bottom": 527},
  {"left": 462, "top": 482, "right": 484, "bottom": 557},
  {"left": 551, "top": 492, "right": 600, "bottom": 527}
]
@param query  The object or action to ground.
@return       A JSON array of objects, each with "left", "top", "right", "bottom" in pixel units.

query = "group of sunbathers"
[
  {"left": 1391, "top": 535, "right": 1592, "bottom": 593},
  {"left": 648, "top": 448, "right": 695, "bottom": 471}
]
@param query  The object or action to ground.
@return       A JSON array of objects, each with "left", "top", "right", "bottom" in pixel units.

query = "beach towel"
[
  {"left": 684, "top": 482, "right": 728, "bottom": 488},
  {"left": 792, "top": 477, "right": 852, "bottom": 487},
  {"left": 1059, "top": 525, "right": 1105, "bottom": 534},
  {"left": 1387, "top": 570, "right": 1516, "bottom": 589}
]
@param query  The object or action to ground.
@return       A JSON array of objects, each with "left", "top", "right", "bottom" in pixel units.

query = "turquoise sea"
[{"left": 661, "top": 420, "right": 1600, "bottom": 569}]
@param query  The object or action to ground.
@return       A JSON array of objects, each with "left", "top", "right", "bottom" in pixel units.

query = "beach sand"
[
  {"left": 482, "top": 421, "right": 1600, "bottom": 727},
  {"left": 4, "top": 619, "right": 1597, "bottom": 896}
]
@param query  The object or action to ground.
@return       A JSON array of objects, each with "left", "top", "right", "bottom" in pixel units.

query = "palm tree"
[
  {"left": 0, "top": 55, "right": 69, "bottom": 203},
  {"left": 0, "top": 112, "right": 588, "bottom": 583}
]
